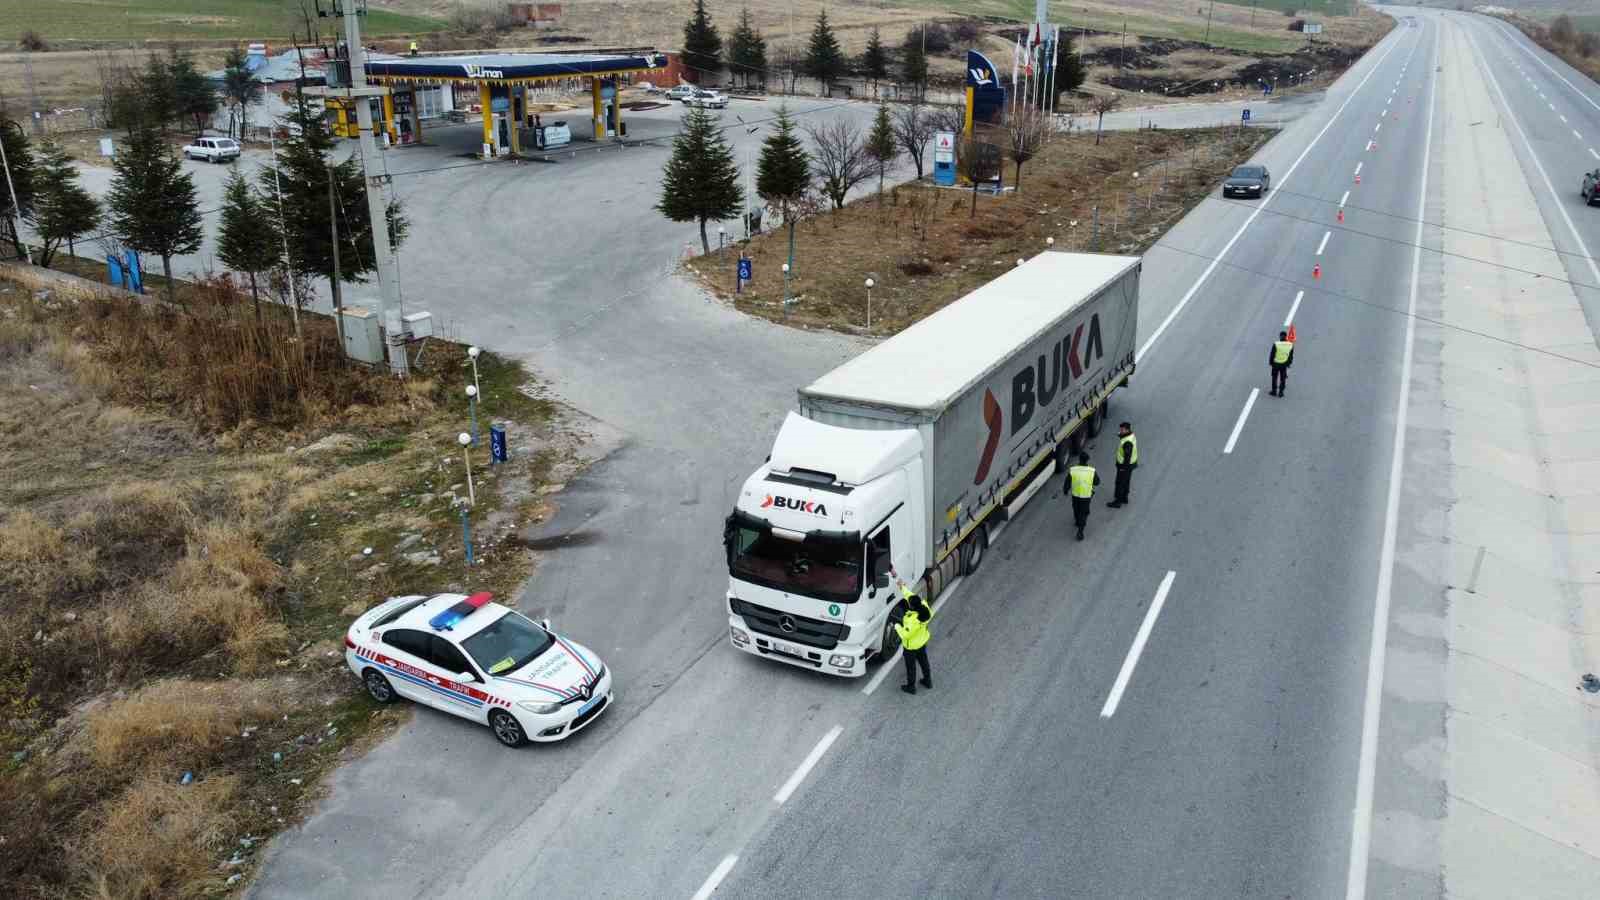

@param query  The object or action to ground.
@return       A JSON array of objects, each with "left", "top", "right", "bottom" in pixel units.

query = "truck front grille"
[{"left": 729, "top": 598, "right": 850, "bottom": 650}]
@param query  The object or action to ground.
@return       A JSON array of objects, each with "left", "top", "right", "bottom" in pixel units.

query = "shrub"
[
  {"left": 78, "top": 774, "right": 240, "bottom": 900},
  {"left": 86, "top": 679, "right": 283, "bottom": 772},
  {"left": 19, "top": 30, "right": 47, "bottom": 52}
]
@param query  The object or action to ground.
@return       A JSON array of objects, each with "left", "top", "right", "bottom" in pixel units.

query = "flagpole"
[{"left": 1046, "top": 24, "right": 1061, "bottom": 130}]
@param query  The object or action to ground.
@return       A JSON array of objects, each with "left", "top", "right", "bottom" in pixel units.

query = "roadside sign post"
[
  {"left": 737, "top": 256, "right": 752, "bottom": 293},
  {"left": 1242, "top": 108, "right": 1252, "bottom": 124}
]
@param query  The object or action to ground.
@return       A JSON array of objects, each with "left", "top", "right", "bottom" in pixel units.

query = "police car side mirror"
[{"left": 457, "top": 670, "right": 477, "bottom": 684}]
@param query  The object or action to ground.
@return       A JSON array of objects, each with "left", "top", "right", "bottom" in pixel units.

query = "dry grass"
[
  {"left": 78, "top": 775, "right": 241, "bottom": 900},
  {"left": 709, "top": 125, "right": 1273, "bottom": 335},
  {"left": 87, "top": 680, "right": 285, "bottom": 773}
]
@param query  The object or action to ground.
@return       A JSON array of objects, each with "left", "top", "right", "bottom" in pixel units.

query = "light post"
[
  {"left": 467, "top": 345, "right": 482, "bottom": 398},
  {"left": 864, "top": 277, "right": 875, "bottom": 329},
  {"left": 1046, "top": 236, "right": 1055, "bottom": 252},
  {"left": 717, "top": 224, "right": 726, "bottom": 256},
  {"left": 1016, "top": 258, "right": 1025, "bottom": 267},
  {"left": 782, "top": 262, "right": 792, "bottom": 316},
  {"left": 466, "top": 384, "right": 480, "bottom": 446},
  {"left": 457, "top": 432, "right": 475, "bottom": 565}
]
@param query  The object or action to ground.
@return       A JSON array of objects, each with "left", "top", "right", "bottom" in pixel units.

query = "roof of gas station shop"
[{"left": 365, "top": 52, "right": 663, "bottom": 84}]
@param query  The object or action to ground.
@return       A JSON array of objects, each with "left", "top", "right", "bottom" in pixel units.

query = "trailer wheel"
[
  {"left": 1086, "top": 403, "right": 1104, "bottom": 438},
  {"left": 960, "top": 524, "right": 988, "bottom": 575}
]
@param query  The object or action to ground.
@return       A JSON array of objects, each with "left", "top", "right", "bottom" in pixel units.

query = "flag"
[{"left": 1012, "top": 35, "right": 1022, "bottom": 92}]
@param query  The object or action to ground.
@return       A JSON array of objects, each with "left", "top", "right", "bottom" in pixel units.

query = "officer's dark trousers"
[
  {"left": 1114, "top": 465, "right": 1133, "bottom": 503},
  {"left": 903, "top": 646, "right": 931, "bottom": 686},
  {"left": 1070, "top": 497, "right": 1091, "bottom": 528},
  {"left": 1271, "top": 363, "right": 1289, "bottom": 393}
]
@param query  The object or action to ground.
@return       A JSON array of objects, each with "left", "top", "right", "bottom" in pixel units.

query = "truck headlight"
[
  {"left": 829, "top": 654, "right": 853, "bottom": 668},
  {"left": 730, "top": 626, "right": 750, "bottom": 644},
  {"left": 518, "top": 700, "right": 561, "bottom": 715}
]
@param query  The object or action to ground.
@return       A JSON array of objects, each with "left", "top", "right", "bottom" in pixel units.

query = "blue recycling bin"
[{"left": 490, "top": 423, "right": 508, "bottom": 464}]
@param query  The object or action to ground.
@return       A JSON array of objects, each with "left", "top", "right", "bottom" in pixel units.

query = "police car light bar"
[{"left": 428, "top": 592, "right": 493, "bottom": 631}]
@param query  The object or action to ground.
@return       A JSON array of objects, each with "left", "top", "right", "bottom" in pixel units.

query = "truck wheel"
[
  {"left": 960, "top": 524, "right": 988, "bottom": 575},
  {"left": 1086, "top": 404, "right": 1103, "bottom": 438},
  {"left": 879, "top": 613, "right": 902, "bottom": 659}
]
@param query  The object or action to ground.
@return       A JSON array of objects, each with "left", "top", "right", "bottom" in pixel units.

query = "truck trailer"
[{"left": 724, "top": 252, "right": 1141, "bottom": 676}]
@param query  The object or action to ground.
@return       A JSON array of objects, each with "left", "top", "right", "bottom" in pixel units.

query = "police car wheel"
[
  {"left": 363, "top": 669, "right": 397, "bottom": 704},
  {"left": 489, "top": 710, "right": 527, "bottom": 747}
]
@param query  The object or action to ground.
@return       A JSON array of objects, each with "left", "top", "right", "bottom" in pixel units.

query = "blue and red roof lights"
[{"left": 428, "top": 592, "right": 493, "bottom": 631}]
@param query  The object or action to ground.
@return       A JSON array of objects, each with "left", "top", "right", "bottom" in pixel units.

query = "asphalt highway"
[{"left": 250, "top": 8, "right": 1597, "bottom": 899}]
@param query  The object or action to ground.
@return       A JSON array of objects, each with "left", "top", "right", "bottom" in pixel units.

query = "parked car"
[
  {"left": 1222, "top": 164, "right": 1271, "bottom": 197},
  {"left": 664, "top": 85, "right": 696, "bottom": 101},
  {"left": 688, "top": 89, "right": 729, "bottom": 109},
  {"left": 183, "top": 137, "right": 241, "bottom": 163},
  {"left": 1583, "top": 169, "right": 1600, "bottom": 206}
]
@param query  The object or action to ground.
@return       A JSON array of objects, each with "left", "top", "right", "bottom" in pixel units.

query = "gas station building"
[{"left": 347, "top": 51, "right": 664, "bottom": 158}]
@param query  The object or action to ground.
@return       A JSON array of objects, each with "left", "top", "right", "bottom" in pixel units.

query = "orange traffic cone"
[
  {"left": 1355, "top": 173, "right": 1362, "bottom": 184},
  {"left": 1313, "top": 264, "right": 1322, "bottom": 280},
  {"left": 1337, "top": 209, "right": 1344, "bottom": 223},
  {"left": 1287, "top": 323, "right": 1297, "bottom": 343}
]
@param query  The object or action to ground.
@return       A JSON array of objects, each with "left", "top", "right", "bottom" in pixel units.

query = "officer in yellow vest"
[
  {"left": 1107, "top": 421, "right": 1137, "bottom": 509},
  {"left": 891, "top": 572, "right": 933, "bottom": 694},
  {"left": 1269, "top": 330, "right": 1295, "bottom": 397},
  {"left": 409, "top": 39, "right": 419, "bottom": 56},
  {"left": 1063, "top": 451, "right": 1101, "bottom": 541}
]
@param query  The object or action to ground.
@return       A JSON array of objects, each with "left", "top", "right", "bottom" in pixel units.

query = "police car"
[{"left": 344, "top": 592, "right": 613, "bottom": 747}]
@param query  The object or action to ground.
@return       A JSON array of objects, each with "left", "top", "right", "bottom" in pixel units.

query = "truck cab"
[{"left": 724, "top": 414, "right": 926, "bottom": 677}]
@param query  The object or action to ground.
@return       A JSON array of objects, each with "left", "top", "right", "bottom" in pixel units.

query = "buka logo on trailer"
[{"left": 761, "top": 495, "right": 828, "bottom": 516}]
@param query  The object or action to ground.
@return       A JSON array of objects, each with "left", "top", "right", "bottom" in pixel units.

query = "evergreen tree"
[
  {"left": 30, "top": 140, "right": 101, "bottom": 268},
  {"left": 901, "top": 28, "right": 929, "bottom": 100},
  {"left": 682, "top": 0, "right": 723, "bottom": 84},
  {"left": 861, "top": 27, "right": 889, "bottom": 88},
  {"left": 217, "top": 170, "right": 281, "bottom": 317},
  {"left": 656, "top": 106, "right": 743, "bottom": 255},
  {"left": 864, "top": 103, "right": 898, "bottom": 198},
  {"left": 804, "top": 9, "right": 845, "bottom": 93},
  {"left": 756, "top": 105, "right": 810, "bottom": 272},
  {"left": 728, "top": 7, "right": 765, "bottom": 88},
  {"left": 745, "top": 22, "right": 768, "bottom": 89},
  {"left": 1052, "top": 32, "right": 1087, "bottom": 101},
  {"left": 108, "top": 125, "right": 203, "bottom": 301},
  {"left": 140, "top": 53, "right": 176, "bottom": 133},
  {"left": 0, "top": 119, "right": 37, "bottom": 259},
  {"left": 169, "top": 48, "right": 218, "bottom": 137},
  {"left": 221, "top": 46, "right": 263, "bottom": 140}
]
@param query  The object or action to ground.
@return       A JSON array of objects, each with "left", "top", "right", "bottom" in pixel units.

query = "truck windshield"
[{"left": 729, "top": 525, "right": 862, "bottom": 604}]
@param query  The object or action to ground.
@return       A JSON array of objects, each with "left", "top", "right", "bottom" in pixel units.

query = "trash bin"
[{"left": 490, "top": 423, "right": 508, "bottom": 464}]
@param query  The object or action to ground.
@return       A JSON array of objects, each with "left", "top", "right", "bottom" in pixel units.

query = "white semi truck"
[{"left": 724, "top": 252, "right": 1141, "bottom": 676}]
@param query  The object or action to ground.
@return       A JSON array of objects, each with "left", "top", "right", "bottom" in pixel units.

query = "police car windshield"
[
  {"left": 460, "top": 612, "right": 553, "bottom": 677},
  {"left": 729, "top": 525, "right": 862, "bottom": 604}
]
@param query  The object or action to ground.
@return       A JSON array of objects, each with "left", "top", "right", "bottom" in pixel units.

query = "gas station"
[{"left": 347, "top": 51, "right": 665, "bottom": 159}]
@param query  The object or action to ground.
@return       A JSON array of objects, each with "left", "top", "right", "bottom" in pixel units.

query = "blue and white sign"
[
  {"left": 738, "top": 258, "right": 752, "bottom": 281},
  {"left": 966, "top": 50, "right": 1007, "bottom": 127},
  {"left": 1242, "top": 108, "right": 1252, "bottom": 123}
]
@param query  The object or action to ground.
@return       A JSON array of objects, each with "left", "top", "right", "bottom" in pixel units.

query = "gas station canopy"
[{"left": 366, "top": 52, "right": 664, "bottom": 85}]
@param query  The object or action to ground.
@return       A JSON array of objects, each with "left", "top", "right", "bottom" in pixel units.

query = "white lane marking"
[
  {"left": 691, "top": 855, "right": 739, "bottom": 900},
  {"left": 1591, "top": 148, "right": 1600, "bottom": 159},
  {"left": 1284, "top": 290, "right": 1305, "bottom": 327},
  {"left": 1366, "top": 140, "right": 1375, "bottom": 151},
  {"left": 773, "top": 724, "right": 843, "bottom": 805},
  {"left": 1100, "top": 571, "right": 1177, "bottom": 718},
  {"left": 1340, "top": 190, "right": 1350, "bottom": 208},
  {"left": 1375, "top": 123, "right": 1382, "bottom": 134},
  {"left": 1134, "top": 29, "right": 1410, "bottom": 361},
  {"left": 1354, "top": 161, "right": 1364, "bottom": 176},
  {"left": 1574, "top": 130, "right": 1584, "bottom": 141},
  {"left": 1549, "top": 103, "right": 1556, "bottom": 111},
  {"left": 1222, "top": 389, "right": 1260, "bottom": 456},
  {"left": 861, "top": 576, "right": 966, "bottom": 695},
  {"left": 1559, "top": 114, "right": 1567, "bottom": 123},
  {"left": 1492, "top": 18, "right": 1600, "bottom": 114},
  {"left": 1317, "top": 231, "right": 1332, "bottom": 255}
]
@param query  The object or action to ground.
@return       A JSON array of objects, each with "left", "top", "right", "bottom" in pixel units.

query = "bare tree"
[
  {"left": 892, "top": 103, "right": 934, "bottom": 180},
  {"left": 805, "top": 118, "right": 873, "bottom": 211},
  {"left": 1091, "top": 94, "right": 1121, "bottom": 145},
  {"left": 956, "top": 134, "right": 999, "bottom": 219},
  {"left": 1006, "top": 106, "right": 1049, "bottom": 192}
]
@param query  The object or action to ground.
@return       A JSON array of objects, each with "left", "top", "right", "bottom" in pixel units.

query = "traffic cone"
[
  {"left": 1287, "top": 323, "right": 1297, "bottom": 343},
  {"left": 1337, "top": 209, "right": 1344, "bottom": 223},
  {"left": 1355, "top": 173, "right": 1362, "bottom": 184},
  {"left": 1313, "top": 264, "right": 1322, "bottom": 280}
]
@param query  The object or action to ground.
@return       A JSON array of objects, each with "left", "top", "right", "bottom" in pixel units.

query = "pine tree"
[
  {"left": 728, "top": 7, "right": 766, "bottom": 89},
  {"left": 682, "top": 0, "right": 723, "bottom": 85},
  {"left": 746, "top": 23, "right": 768, "bottom": 89},
  {"left": 221, "top": 46, "right": 263, "bottom": 140},
  {"left": 140, "top": 53, "right": 176, "bottom": 133},
  {"left": 656, "top": 106, "right": 743, "bottom": 255},
  {"left": 1052, "top": 32, "right": 1087, "bottom": 101},
  {"left": 804, "top": 9, "right": 845, "bottom": 93},
  {"left": 108, "top": 125, "right": 203, "bottom": 301},
  {"left": 756, "top": 105, "right": 810, "bottom": 272},
  {"left": 861, "top": 27, "right": 889, "bottom": 89},
  {"left": 901, "top": 28, "right": 929, "bottom": 100},
  {"left": 0, "top": 119, "right": 37, "bottom": 259},
  {"left": 30, "top": 140, "right": 101, "bottom": 268},
  {"left": 864, "top": 103, "right": 898, "bottom": 199},
  {"left": 169, "top": 48, "right": 218, "bottom": 137},
  {"left": 217, "top": 170, "right": 282, "bottom": 317}
]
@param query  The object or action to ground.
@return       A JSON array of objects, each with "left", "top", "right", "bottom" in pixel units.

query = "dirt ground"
[
  {"left": 702, "top": 124, "right": 1274, "bottom": 335},
  {"left": 0, "top": 266, "right": 590, "bottom": 899}
]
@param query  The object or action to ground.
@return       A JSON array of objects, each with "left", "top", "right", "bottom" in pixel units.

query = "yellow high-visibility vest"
[
  {"left": 1117, "top": 434, "right": 1138, "bottom": 465},
  {"left": 1274, "top": 341, "right": 1294, "bottom": 364},
  {"left": 1068, "top": 465, "right": 1096, "bottom": 498},
  {"left": 895, "top": 610, "right": 930, "bottom": 650}
]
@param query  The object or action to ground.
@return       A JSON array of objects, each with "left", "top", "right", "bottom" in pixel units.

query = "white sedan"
[
  {"left": 688, "top": 90, "right": 729, "bottom": 109},
  {"left": 345, "top": 592, "right": 613, "bottom": 746}
]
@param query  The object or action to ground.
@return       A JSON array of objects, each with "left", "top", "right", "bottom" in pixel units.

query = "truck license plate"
[{"left": 773, "top": 641, "right": 803, "bottom": 658}]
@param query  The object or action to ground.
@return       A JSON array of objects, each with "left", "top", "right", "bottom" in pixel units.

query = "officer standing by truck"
[
  {"left": 1064, "top": 452, "right": 1101, "bottom": 541},
  {"left": 891, "top": 572, "right": 933, "bottom": 694},
  {"left": 1107, "top": 421, "right": 1137, "bottom": 508},
  {"left": 1269, "top": 330, "right": 1295, "bottom": 397}
]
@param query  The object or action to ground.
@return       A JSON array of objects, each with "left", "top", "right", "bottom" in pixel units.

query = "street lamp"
[
  {"left": 1016, "top": 258, "right": 1025, "bottom": 267},
  {"left": 466, "top": 345, "right": 482, "bottom": 399},
  {"left": 717, "top": 224, "right": 726, "bottom": 255},
  {"left": 1046, "top": 236, "right": 1055, "bottom": 250},
  {"left": 782, "top": 262, "right": 792, "bottom": 316},
  {"left": 466, "top": 384, "right": 480, "bottom": 446},
  {"left": 864, "top": 277, "right": 875, "bottom": 329}
]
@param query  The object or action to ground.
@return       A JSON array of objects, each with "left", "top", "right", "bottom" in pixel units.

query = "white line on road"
[
  {"left": 1549, "top": 103, "right": 1556, "bottom": 111},
  {"left": 1591, "top": 148, "right": 1600, "bottom": 159},
  {"left": 1493, "top": 18, "right": 1600, "bottom": 115},
  {"left": 861, "top": 576, "right": 966, "bottom": 695},
  {"left": 1375, "top": 123, "right": 1382, "bottom": 134},
  {"left": 1222, "top": 389, "right": 1260, "bottom": 456},
  {"left": 773, "top": 725, "right": 843, "bottom": 805},
  {"left": 1340, "top": 190, "right": 1350, "bottom": 208},
  {"left": 691, "top": 855, "right": 739, "bottom": 900},
  {"left": 1575, "top": 130, "right": 1584, "bottom": 141},
  {"left": 1317, "top": 231, "right": 1332, "bottom": 255},
  {"left": 1134, "top": 31, "right": 1410, "bottom": 361},
  {"left": 1100, "top": 571, "right": 1177, "bottom": 718},
  {"left": 1559, "top": 114, "right": 1567, "bottom": 123},
  {"left": 1355, "top": 161, "right": 1364, "bottom": 176},
  {"left": 1284, "top": 290, "right": 1305, "bottom": 327}
]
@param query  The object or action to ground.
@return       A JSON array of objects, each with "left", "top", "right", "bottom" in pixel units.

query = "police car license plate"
[
  {"left": 773, "top": 641, "right": 804, "bottom": 658},
  {"left": 577, "top": 693, "right": 602, "bottom": 715}
]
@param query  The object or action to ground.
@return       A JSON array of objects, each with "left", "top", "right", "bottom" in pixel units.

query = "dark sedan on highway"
[{"left": 1223, "top": 164, "right": 1272, "bottom": 198}]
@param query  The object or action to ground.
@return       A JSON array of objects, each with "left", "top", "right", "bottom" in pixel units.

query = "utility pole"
[
  {"left": 1204, "top": 0, "right": 1216, "bottom": 46},
  {"left": 22, "top": 52, "right": 41, "bottom": 136},
  {"left": 269, "top": 130, "right": 302, "bottom": 338},
  {"left": 0, "top": 125, "right": 31, "bottom": 265},
  {"left": 328, "top": 164, "right": 345, "bottom": 346},
  {"left": 323, "top": 0, "right": 408, "bottom": 375}
]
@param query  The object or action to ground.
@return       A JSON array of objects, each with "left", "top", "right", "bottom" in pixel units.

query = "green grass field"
[
  {"left": 926, "top": 0, "right": 1360, "bottom": 54},
  {"left": 1571, "top": 15, "right": 1600, "bottom": 34},
  {"left": 9, "top": 1, "right": 445, "bottom": 42}
]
